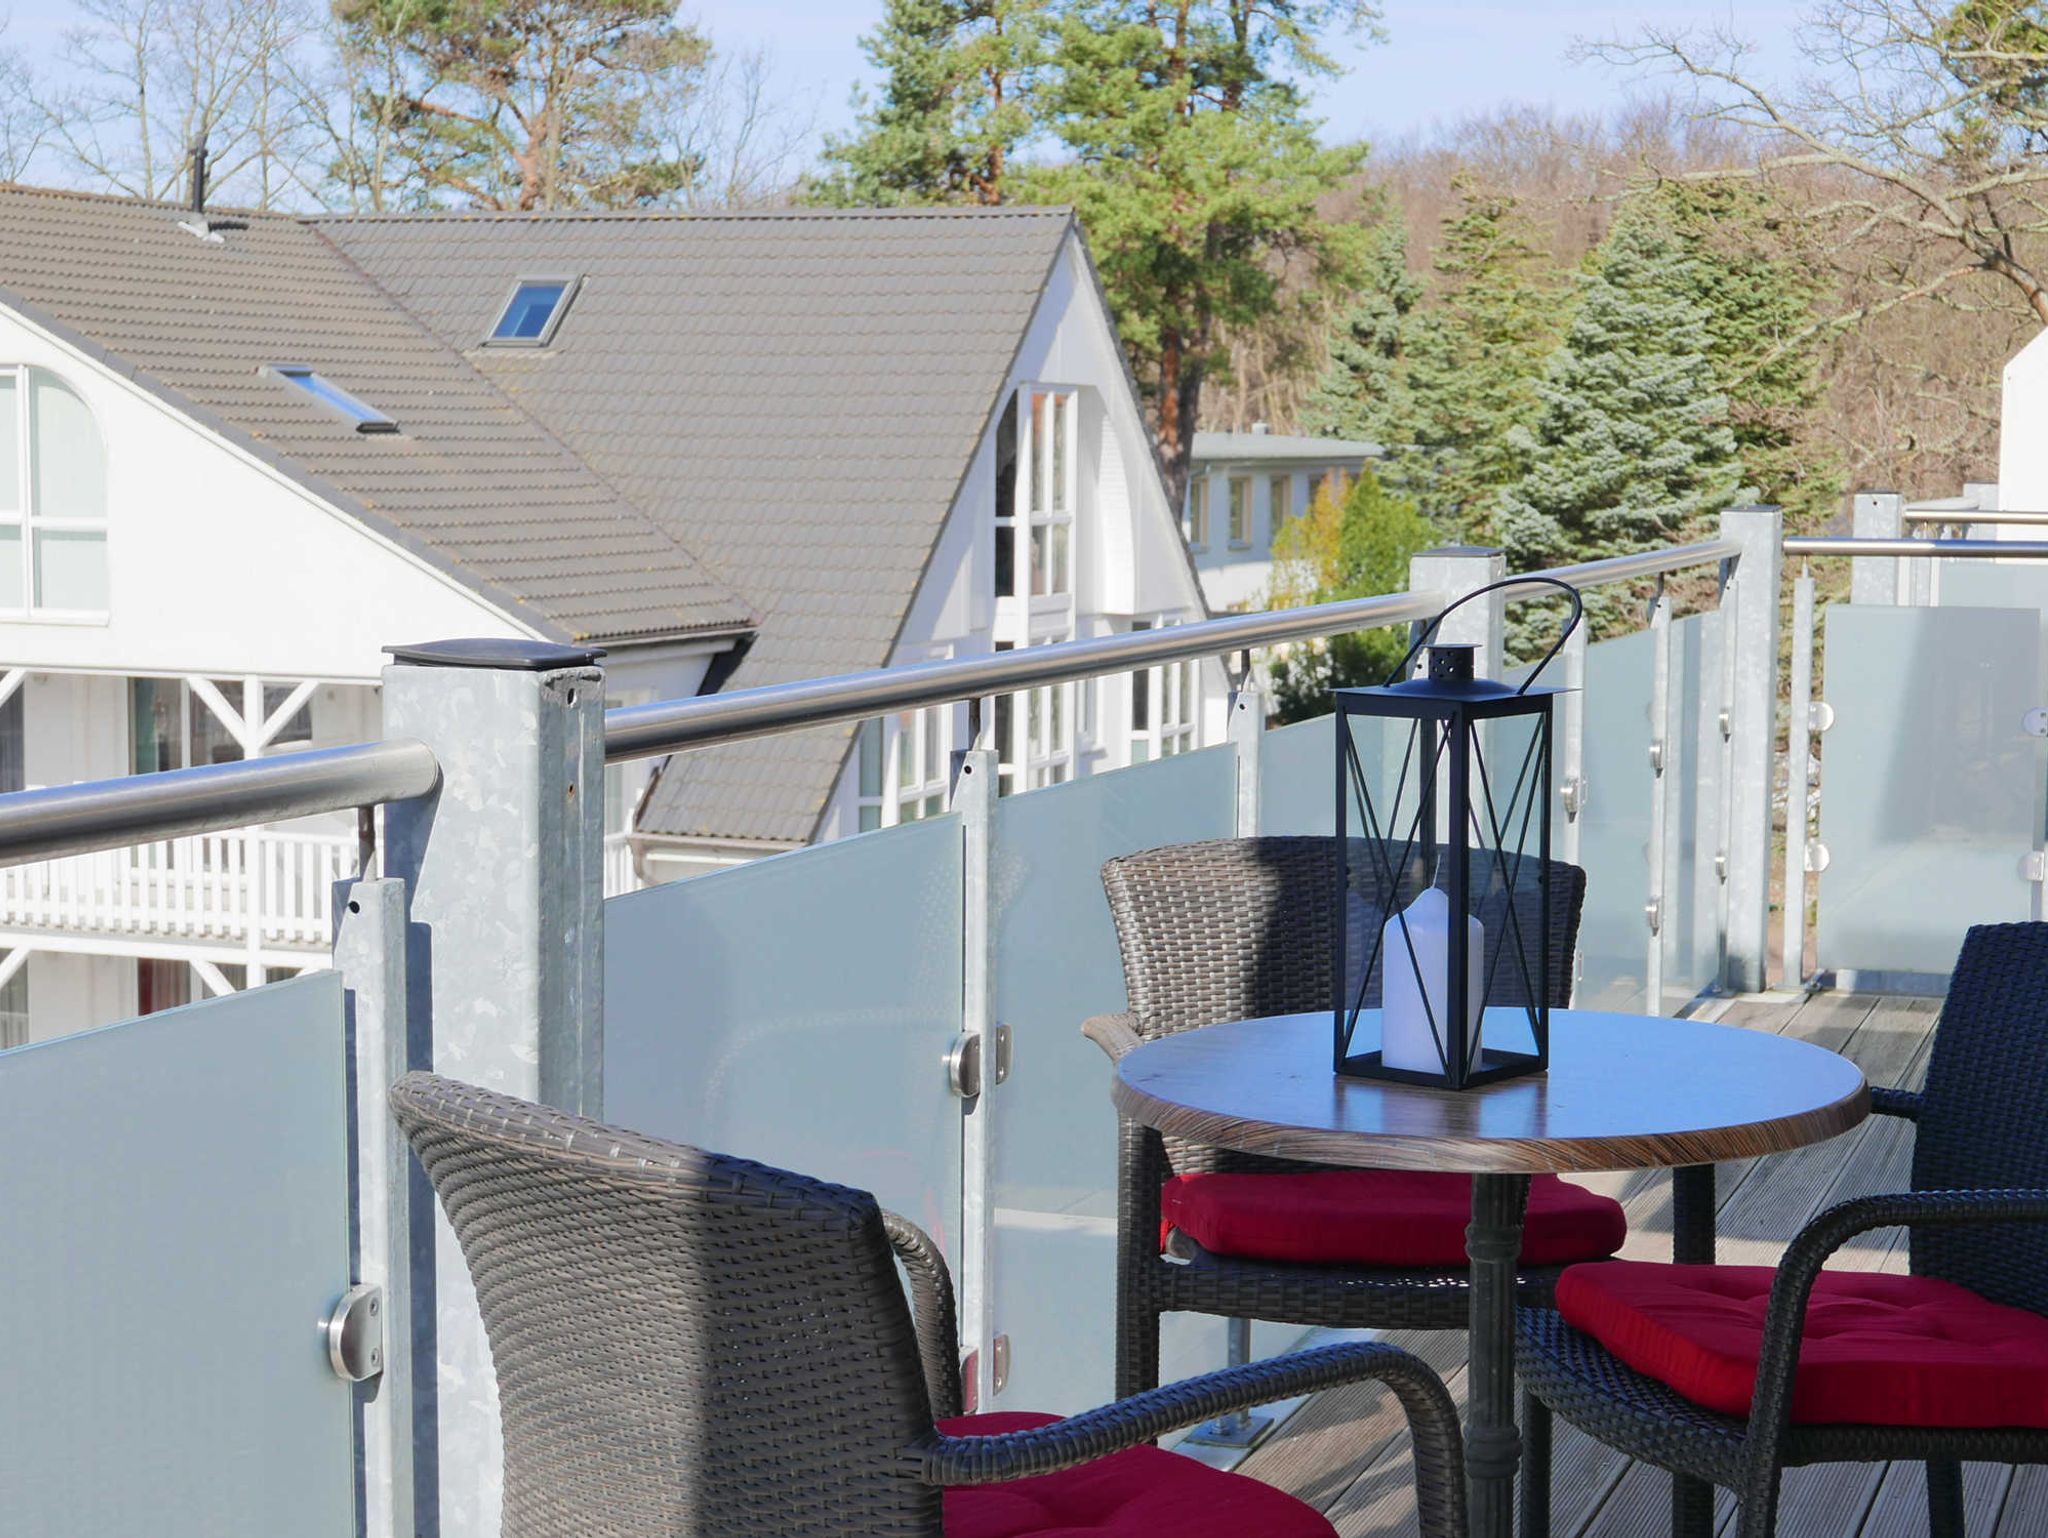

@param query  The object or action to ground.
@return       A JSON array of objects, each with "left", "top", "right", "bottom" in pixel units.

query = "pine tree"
[
  {"left": 1394, "top": 178, "right": 1558, "bottom": 541},
  {"left": 1301, "top": 218, "right": 1420, "bottom": 443},
  {"left": 1499, "top": 205, "right": 1743, "bottom": 642},
  {"left": 811, "top": 0, "right": 1048, "bottom": 207},
  {"left": 1265, "top": 466, "right": 1436, "bottom": 722},
  {"left": 1653, "top": 179, "right": 1838, "bottom": 528}
]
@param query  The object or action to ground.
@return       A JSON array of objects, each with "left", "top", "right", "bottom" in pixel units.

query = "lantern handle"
[{"left": 1384, "top": 576, "right": 1584, "bottom": 695}]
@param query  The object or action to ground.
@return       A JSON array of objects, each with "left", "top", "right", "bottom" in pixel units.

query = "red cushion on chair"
[
  {"left": 1555, "top": 1260, "right": 2048, "bottom": 1427},
  {"left": 1160, "top": 1169, "right": 1626, "bottom": 1268},
  {"left": 938, "top": 1412, "right": 1336, "bottom": 1537}
]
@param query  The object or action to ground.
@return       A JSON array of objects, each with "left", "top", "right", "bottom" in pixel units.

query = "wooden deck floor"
[{"left": 1226, "top": 989, "right": 2043, "bottom": 1538}]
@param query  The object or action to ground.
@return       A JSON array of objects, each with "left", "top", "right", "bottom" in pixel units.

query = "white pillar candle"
[{"left": 1381, "top": 883, "right": 1485, "bottom": 1073}]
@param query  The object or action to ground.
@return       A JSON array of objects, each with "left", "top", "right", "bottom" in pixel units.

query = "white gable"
[
  {"left": 2001, "top": 329, "right": 2048, "bottom": 513},
  {"left": 0, "top": 305, "right": 530, "bottom": 683}
]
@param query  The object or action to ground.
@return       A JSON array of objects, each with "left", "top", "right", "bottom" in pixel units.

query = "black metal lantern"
[{"left": 1334, "top": 578, "right": 1582, "bottom": 1089}]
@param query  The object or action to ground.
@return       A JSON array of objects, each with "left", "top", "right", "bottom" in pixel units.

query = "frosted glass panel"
[
  {"left": 29, "top": 369, "right": 105, "bottom": 520},
  {"left": 1574, "top": 629, "right": 1654, "bottom": 1010},
  {"left": 1936, "top": 560, "right": 2048, "bottom": 612},
  {"left": 1258, "top": 712, "right": 1338, "bottom": 834},
  {"left": 1816, "top": 605, "right": 2043, "bottom": 975},
  {"left": 0, "top": 975, "right": 354, "bottom": 1536},
  {"left": 1660, "top": 612, "right": 1726, "bottom": 1010},
  {"left": 0, "top": 372, "right": 17, "bottom": 513},
  {"left": 35, "top": 528, "right": 107, "bottom": 610},
  {"left": 990, "top": 747, "right": 1239, "bottom": 1413},
  {"left": 605, "top": 816, "right": 965, "bottom": 1256}
]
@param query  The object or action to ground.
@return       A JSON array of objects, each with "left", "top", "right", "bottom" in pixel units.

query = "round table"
[{"left": 1112, "top": 1008, "right": 1869, "bottom": 1538}]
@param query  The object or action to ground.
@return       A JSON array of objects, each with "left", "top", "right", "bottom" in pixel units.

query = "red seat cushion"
[
  {"left": 939, "top": 1411, "right": 1335, "bottom": 1537},
  {"left": 1160, "top": 1169, "right": 1626, "bottom": 1268},
  {"left": 1556, "top": 1260, "right": 2048, "bottom": 1427}
]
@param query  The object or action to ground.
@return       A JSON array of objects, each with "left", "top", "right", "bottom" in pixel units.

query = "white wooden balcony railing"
[{"left": 0, "top": 828, "right": 357, "bottom": 950}]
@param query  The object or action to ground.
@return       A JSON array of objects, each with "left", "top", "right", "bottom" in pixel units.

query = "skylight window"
[
  {"left": 487, "top": 276, "right": 580, "bottom": 346},
  {"left": 263, "top": 366, "right": 397, "bottom": 434}
]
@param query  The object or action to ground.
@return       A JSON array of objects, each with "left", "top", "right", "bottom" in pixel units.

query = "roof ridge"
[
  {"left": 0, "top": 179, "right": 294, "bottom": 223},
  {"left": 306, "top": 204, "right": 1075, "bottom": 225}
]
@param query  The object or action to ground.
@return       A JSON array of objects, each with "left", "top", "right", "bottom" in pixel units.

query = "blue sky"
[
  {"left": 687, "top": 1, "right": 1808, "bottom": 152},
  {"left": 2, "top": 0, "right": 1809, "bottom": 159}
]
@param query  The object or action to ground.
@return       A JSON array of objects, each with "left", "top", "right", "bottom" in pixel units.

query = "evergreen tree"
[
  {"left": 1021, "top": 1, "right": 1377, "bottom": 507},
  {"left": 811, "top": 0, "right": 1048, "bottom": 207},
  {"left": 1301, "top": 218, "right": 1419, "bottom": 443},
  {"left": 1393, "top": 178, "right": 1558, "bottom": 541},
  {"left": 1304, "top": 178, "right": 1558, "bottom": 543},
  {"left": 1265, "top": 466, "right": 1436, "bottom": 722},
  {"left": 1498, "top": 205, "right": 1744, "bottom": 643},
  {"left": 1653, "top": 178, "right": 1838, "bottom": 528}
]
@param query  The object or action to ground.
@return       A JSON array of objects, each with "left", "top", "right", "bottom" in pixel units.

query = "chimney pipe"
[{"left": 187, "top": 133, "right": 208, "bottom": 214}]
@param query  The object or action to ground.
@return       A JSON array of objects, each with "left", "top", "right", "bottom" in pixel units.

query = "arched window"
[{"left": 0, "top": 366, "right": 109, "bottom": 616}]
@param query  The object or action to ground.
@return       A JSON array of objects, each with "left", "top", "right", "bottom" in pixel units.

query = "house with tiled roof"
[{"left": 0, "top": 182, "right": 1215, "bottom": 1039}]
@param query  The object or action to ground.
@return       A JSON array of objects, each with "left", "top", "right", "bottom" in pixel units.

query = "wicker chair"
[
  {"left": 1089, "top": 836, "right": 1607, "bottom": 1401},
  {"left": 1517, "top": 921, "right": 2048, "bottom": 1538},
  {"left": 390, "top": 1070, "right": 1468, "bottom": 1538}
]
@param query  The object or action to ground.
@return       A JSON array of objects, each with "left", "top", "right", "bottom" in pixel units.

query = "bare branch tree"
[
  {"left": 1588, "top": 1, "right": 2048, "bottom": 326},
  {"left": 654, "top": 45, "right": 820, "bottom": 210},
  {"left": 0, "top": 22, "right": 53, "bottom": 182},
  {"left": 46, "top": 0, "right": 325, "bottom": 207}
]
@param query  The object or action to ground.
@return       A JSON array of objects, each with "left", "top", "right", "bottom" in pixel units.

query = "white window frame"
[
  {"left": 484, "top": 274, "right": 582, "bottom": 347},
  {"left": 1227, "top": 474, "right": 1253, "bottom": 547},
  {"left": 1, "top": 365, "right": 110, "bottom": 624},
  {"left": 889, "top": 703, "right": 952, "bottom": 823},
  {"left": 1017, "top": 385, "right": 1076, "bottom": 601},
  {"left": 1268, "top": 472, "right": 1294, "bottom": 537},
  {"left": 1185, "top": 475, "right": 1211, "bottom": 549},
  {"left": 1127, "top": 616, "right": 1200, "bottom": 764}
]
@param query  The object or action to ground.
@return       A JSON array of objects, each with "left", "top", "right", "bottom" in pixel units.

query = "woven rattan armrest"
[
  {"left": 1082, "top": 1012, "right": 1144, "bottom": 1062},
  {"left": 910, "top": 1340, "right": 1464, "bottom": 1537},
  {"left": 1867, "top": 1086, "right": 1923, "bottom": 1121},
  {"left": 884, "top": 1211, "right": 964, "bottom": 1420},
  {"left": 1736, "top": 1189, "right": 2048, "bottom": 1513}
]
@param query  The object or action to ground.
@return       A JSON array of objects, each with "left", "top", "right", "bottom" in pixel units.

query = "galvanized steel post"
[
  {"left": 951, "top": 744, "right": 1001, "bottom": 1412},
  {"left": 380, "top": 638, "right": 608, "bottom": 1538},
  {"left": 1782, "top": 569, "right": 1818, "bottom": 987},
  {"left": 1850, "top": 491, "right": 1905, "bottom": 606},
  {"left": 1646, "top": 584, "right": 1671, "bottom": 1013},
  {"left": 333, "top": 876, "right": 415, "bottom": 1538},
  {"left": 1720, "top": 507, "right": 1784, "bottom": 995}
]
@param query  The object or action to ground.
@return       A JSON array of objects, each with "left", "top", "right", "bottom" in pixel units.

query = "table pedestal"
[{"left": 1468, "top": 1173, "right": 1531, "bottom": 1538}]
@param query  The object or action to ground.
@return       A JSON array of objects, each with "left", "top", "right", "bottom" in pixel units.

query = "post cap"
[{"left": 384, "top": 638, "right": 606, "bottom": 671}]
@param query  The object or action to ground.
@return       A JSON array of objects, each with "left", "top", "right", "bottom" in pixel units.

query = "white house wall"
[
  {"left": 0, "top": 307, "right": 532, "bottom": 682},
  {"left": 2002, "top": 330, "right": 2048, "bottom": 517},
  {"left": 810, "top": 233, "right": 1221, "bottom": 843}
]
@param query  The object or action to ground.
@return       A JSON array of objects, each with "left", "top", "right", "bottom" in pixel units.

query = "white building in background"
[
  {"left": 1181, "top": 428, "right": 1385, "bottom": 611},
  {"left": 0, "top": 185, "right": 1216, "bottom": 1042}
]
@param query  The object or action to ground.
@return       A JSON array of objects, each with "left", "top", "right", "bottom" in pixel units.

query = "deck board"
[{"left": 1227, "top": 990, "right": 2029, "bottom": 1538}]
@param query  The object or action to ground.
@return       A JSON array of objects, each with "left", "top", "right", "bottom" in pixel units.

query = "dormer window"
[
  {"left": 487, "top": 277, "right": 580, "bottom": 346},
  {"left": 264, "top": 366, "right": 397, "bottom": 434}
]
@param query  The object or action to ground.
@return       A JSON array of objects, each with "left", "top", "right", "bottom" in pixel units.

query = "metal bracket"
[
  {"left": 2023, "top": 850, "right": 2048, "bottom": 883},
  {"left": 1805, "top": 840, "right": 1831, "bottom": 875},
  {"left": 1713, "top": 851, "right": 1728, "bottom": 883},
  {"left": 1645, "top": 897, "right": 1662, "bottom": 936},
  {"left": 1718, "top": 708, "right": 1732, "bottom": 740},
  {"left": 1648, "top": 741, "right": 1665, "bottom": 775},
  {"left": 992, "top": 1333, "right": 1011, "bottom": 1395},
  {"left": 325, "top": 1284, "right": 385, "bottom": 1383},
  {"left": 1559, "top": 776, "right": 1585, "bottom": 820},
  {"left": 1809, "top": 701, "right": 1836, "bottom": 733},
  {"left": 945, "top": 1032, "right": 984, "bottom": 1099},
  {"left": 990, "top": 1023, "right": 1013, "bottom": 1086},
  {"left": 2026, "top": 708, "right": 2048, "bottom": 739}
]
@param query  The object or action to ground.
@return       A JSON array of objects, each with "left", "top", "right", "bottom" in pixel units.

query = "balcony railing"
[
  {"left": 0, "top": 825, "right": 357, "bottom": 950},
  {"left": 13, "top": 502, "right": 2043, "bottom": 1538}
]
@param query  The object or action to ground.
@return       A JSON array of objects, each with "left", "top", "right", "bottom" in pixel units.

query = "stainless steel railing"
[
  {"left": 1784, "top": 536, "right": 2048, "bottom": 559},
  {"left": 602, "top": 537, "right": 1745, "bottom": 764},
  {"left": 0, "top": 534, "right": 1748, "bottom": 869}
]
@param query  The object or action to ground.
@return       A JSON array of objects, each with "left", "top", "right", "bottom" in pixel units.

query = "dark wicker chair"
[
  {"left": 1088, "top": 835, "right": 1600, "bottom": 1401},
  {"left": 1517, "top": 921, "right": 2048, "bottom": 1538},
  {"left": 390, "top": 1070, "right": 1469, "bottom": 1538}
]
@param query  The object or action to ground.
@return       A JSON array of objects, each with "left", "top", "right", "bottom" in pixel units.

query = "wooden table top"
[{"left": 1112, "top": 1009, "right": 1870, "bottom": 1175}]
